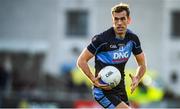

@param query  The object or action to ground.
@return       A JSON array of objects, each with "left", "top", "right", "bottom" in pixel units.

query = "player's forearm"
[
  {"left": 135, "top": 64, "right": 146, "bottom": 82},
  {"left": 77, "top": 59, "right": 95, "bottom": 83}
]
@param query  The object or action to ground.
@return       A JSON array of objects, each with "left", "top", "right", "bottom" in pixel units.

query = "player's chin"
[{"left": 116, "top": 31, "right": 125, "bottom": 35}]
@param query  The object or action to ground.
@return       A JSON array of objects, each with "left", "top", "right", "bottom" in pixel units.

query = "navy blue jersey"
[{"left": 87, "top": 27, "right": 142, "bottom": 92}]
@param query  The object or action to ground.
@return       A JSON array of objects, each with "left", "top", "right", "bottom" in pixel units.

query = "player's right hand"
[{"left": 92, "top": 75, "right": 112, "bottom": 90}]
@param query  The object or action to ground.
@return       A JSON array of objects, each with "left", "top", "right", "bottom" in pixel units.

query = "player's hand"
[
  {"left": 129, "top": 74, "right": 140, "bottom": 94},
  {"left": 92, "top": 75, "right": 112, "bottom": 90}
]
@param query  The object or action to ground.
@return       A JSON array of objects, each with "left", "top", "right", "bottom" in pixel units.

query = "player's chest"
[
  {"left": 96, "top": 40, "right": 134, "bottom": 64},
  {"left": 100, "top": 39, "right": 133, "bottom": 52}
]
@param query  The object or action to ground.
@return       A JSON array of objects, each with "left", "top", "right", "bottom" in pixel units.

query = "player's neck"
[{"left": 115, "top": 33, "right": 125, "bottom": 39}]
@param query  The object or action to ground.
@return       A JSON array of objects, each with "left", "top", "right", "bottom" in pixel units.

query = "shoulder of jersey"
[
  {"left": 96, "top": 27, "right": 114, "bottom": 41},
  {"left": 126, "top": 29, "right": 139, "bottom": 40}
]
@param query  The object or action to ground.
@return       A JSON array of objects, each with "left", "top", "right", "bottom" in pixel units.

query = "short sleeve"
[
  {"left": 132, "top": 36, "right": 143, "bottom": 55},
  {"left": 87, "top": 35, "right": 102, "bottom": 55}
]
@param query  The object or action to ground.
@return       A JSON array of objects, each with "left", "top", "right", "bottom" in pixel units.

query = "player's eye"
[
  {"left": 114, "top": 17, "right": 126, "bottom": 21},
  {"left": 114, "top": 17, "right": 120, "bottom": 21},
  {"left": 120, "top": 17, "right": 126, "bottom": 21}
]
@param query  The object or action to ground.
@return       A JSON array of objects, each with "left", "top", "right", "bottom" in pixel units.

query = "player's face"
[{"left": 112, "top": 11, "right": 130, "bottom": 36}]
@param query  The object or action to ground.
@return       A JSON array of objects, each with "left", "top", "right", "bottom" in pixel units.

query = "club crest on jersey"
[{"left": 118, "top": 43, "right": 125, "bottom": 47}]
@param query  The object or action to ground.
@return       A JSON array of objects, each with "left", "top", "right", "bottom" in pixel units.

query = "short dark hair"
[{"left": 111, "top": 3, "right": 130, "bottom": 17}]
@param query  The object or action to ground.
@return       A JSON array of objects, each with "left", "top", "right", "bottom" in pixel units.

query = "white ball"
[{"left": 99, "top": 66, "right": 121, "bottom": 88}]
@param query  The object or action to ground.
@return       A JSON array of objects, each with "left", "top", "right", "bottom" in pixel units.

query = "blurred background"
[{"left": 0, "top": 0, "right": 180, "bottom": 108}]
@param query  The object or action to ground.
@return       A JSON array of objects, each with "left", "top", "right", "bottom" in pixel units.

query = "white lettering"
[{"left": 113, "top": 52, "right": 129, "bottom": 59}]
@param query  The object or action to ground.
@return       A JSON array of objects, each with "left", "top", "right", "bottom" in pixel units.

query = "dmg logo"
[{"left": 113, "top": 52, "right": 129, "bottom": 59}]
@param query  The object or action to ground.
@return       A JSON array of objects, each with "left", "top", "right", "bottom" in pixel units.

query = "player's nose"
[{"left": 117, "top": 19, "right": 122, "bottom": 25}]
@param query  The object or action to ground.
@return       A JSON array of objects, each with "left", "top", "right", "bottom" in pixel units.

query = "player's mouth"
[{"left": 116, "top": 27, "right": 124, "bottom": 32}]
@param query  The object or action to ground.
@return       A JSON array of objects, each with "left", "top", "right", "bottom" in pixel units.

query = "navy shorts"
[{"left": 92, "top": 87, "right": 129, "bottom": 108}]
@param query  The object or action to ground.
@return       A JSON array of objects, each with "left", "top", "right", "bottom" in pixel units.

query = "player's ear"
[{"left": 127, "top": 16, "right": 132, "bottom": 24}]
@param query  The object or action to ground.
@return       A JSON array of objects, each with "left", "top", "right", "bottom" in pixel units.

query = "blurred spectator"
[
  {"left": 61, "top": 47, "right": 81, "bottom": 75},
  {"left": 0, "top": 65, "right": 9, "bottom": 107},
  {"left": 170, "top": 71, "right": 178, "bottom": 84},
  {"left": 60, "top": 47, "right": 81, "bottom": 91}
]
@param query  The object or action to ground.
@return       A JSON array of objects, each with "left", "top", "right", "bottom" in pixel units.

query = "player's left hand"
[
  {"left": 93, "top": 75, "right": 112, "bottom": 90},
  {"left": 129, "top": 74, "right": 140, "bottom": 94}
]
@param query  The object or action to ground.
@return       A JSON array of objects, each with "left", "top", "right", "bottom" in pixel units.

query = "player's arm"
[
  {"left": 134, "top": 52, "right": 146, "bottom": 81},
  {"left": 129, "top": 52, "right": 146, "bottom": 94},
  {"left": 77, "top": 48, "right": 109, "bottom": 89},
  {"left": 77, "top": 48, "right": 95, "bottom": 83}
]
